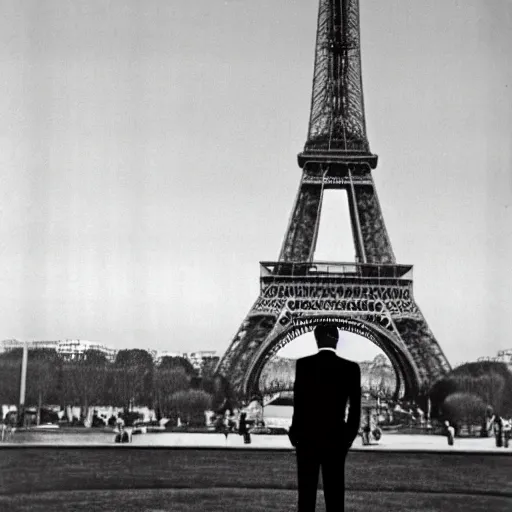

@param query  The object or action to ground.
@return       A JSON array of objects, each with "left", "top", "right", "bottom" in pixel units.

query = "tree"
[
  {"left": 154, "top": 367, "right": 191, "bottom": 418},
  {"left": 373, "top": 375, "right": 395, "bottom": 400},
  {"left": 159, "top": 356, "right": 196, "bottom": 376},
  {"left": 115, "top": 349, "right": 154, "bottom": 368},
  {"left": 473, "top": 373, "right": 506, "bottom": 413},
  {"left": 109, "top": 366, "right": 144, "bottom": 411},
  {"left": 208, "top": 374, "right": 242, "bottom": 412},
  {"left": 0, "top": 348, "right": 24, "bottom": 361},
  {"left": 0, "top": 348, "right": 60, "bottom": 423},
  {"left": 168, "top": 389, "right": 213, "bottom": 427},
  {"left": 113, "top": 349, "right": 155, "bottom": 409},
  {"left": 442, "top": 392, "right": 488, "bottom": 432},
  {"left": 82, "top": 349, "right": 109, "bottom": 365},
  {"left": 0, "top": 359, "right": 21, "bottom": 406},
  {"left": 60, "top": 350, "right": 109, "bottom": 420},
  {"left": 25, "top": 350, "right": 61, "bottom": 415},
  {"left": 259, "top": 357, "right": 295, "bottom": 392},
  {"left": 199, "top": 356, "right": 220, "bottom": 379}
]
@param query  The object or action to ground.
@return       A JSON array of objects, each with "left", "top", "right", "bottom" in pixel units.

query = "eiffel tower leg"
[
  {"left": 370, "top": 291, "right": 451, "bottom": 399},
  {"left": 351, "top": 179, "right": 395, "bottom": 264},
  {"left": 215, "top": 307, "right": 283, "bottom": 398},
  {"left": 279, "top": 178, "right": 323, "bottom": 262},
  {"left": 392, "top": 313, "right": 452, "bottom": 394}
]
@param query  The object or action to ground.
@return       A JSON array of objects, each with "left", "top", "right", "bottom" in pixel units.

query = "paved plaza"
[
  {"left": 121, "top": 431, "right": 512, "bottom": 453},
  {"left": 4, "top": 430, "right": 511, "bottom": 453}
]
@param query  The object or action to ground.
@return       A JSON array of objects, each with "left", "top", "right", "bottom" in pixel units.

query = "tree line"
[
  {"left": 0, "top": 348, "right": 224, "bottom": 424},
  {"left": 260, "top": 355, "right": 396, "bottom": 399}
]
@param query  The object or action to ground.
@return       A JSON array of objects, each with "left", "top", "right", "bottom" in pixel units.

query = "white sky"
[{"left": 1, "top": 0, "right": 511, "bottom": 365}]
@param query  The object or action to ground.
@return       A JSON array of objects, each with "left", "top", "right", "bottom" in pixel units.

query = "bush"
[
  {"left": 168, "top": 389, "right": 213, "bottom": 427},
  {"left": 155, "top": 368, "right": 191, "bottom": 417},
  {"left": 442, "top": 392, "right": 488, "bottom": 427},
  {"left": 430, "top": 362, "right": 512, "bottom": 417},
  {"left": 39, "top": 408, "right": 59, "bottom": 425}
]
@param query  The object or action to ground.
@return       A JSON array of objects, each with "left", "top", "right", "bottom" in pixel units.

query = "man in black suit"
[{"left": 288, "top": 324, "right": 361, "bottom": 512}]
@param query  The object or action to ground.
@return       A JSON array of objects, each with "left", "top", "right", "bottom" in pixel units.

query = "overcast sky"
[{"left": 1, "top": 0, "right": 511, "bottom": 366}]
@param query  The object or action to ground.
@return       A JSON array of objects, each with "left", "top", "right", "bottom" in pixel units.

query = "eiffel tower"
[{"left": 216, "top": 0, "right": 451, "bottom": 399}]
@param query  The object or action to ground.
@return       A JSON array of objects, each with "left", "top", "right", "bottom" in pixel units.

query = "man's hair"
[{"left": 314, "top": 324, "right": 339, "bottom": 349}]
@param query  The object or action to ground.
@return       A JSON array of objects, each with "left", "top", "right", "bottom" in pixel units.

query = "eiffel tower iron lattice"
[{"left": 216, "top": 0, "right": 451, "bottom": 400}]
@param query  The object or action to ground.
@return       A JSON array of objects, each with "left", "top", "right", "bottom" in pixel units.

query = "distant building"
[
  {"left": 1, "top": 339, "right": 221, "bottom": 369},
  {"left": 153, "top": 350, "right": 185, "bottom": 365},
  {"left": 56, "top": 339, "right": 117, "bottom": 362},
  {"left": 0, "top": 338, "right": 117, "bottom": 362},
  {"left": 152, "top": 350, "right": 219, "bottom": 376},
  {"left": 496, "top": 349, "right": 512, "bottom": 363},
  {"left": 0, "top": 339, "right": 58, "bottom": 353},
  {"left": 186, "top": 351, "right": 218, "bottom": 373},
  {"left": 477, "top": 349, "right": 512, "bottom": 365}
]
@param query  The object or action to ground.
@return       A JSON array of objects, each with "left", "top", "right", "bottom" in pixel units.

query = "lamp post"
[{"left": 18, "top": 341, "right": 28, "bottom": 427}]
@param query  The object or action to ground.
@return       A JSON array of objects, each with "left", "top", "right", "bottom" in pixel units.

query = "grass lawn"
[
  {"left": 1, "top": 447, "right": 511, "bottom": 511},
  {"left": 1, "top": 488, "right": 512, "bottom": 512}
]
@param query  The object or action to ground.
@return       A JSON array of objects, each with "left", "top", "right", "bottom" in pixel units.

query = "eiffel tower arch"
[{"left": 216, "top": 0, "right": 451, "bottom": 400}]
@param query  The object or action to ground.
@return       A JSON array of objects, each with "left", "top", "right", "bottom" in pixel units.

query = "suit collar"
[{"left": 318, "top": 347, "right": 337, "bottom": 354}]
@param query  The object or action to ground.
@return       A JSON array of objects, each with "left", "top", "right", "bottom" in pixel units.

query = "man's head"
[{"left": 314, "top": 324, "right": 339, "bottom": 349}]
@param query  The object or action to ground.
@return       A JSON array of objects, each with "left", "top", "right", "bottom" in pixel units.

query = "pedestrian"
[
  {"left": 444, "top": 420, "right": 454, "bottom": 446},
  {"left": 221, "top": 411, "right": 232, "bottom": 443},
  {"left": 239, "top": 412, "right": 251, "bottom": 444},
  {"left": 503, "top": 418, "right": 511, "bottom": 448},
  {"left": 114, "top": 423, "right": 131, "bottom": 443},
  {"left": 494, "top": 415, "right": 503, "bottom": 448},
  {"left": 361, "top": 423, "right": 371, "bottom": 446},
  {"left": 361, "top": 408, "right": 372, "bottom": 445}
]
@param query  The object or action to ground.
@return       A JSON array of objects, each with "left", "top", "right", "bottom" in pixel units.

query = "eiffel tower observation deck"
[{"left": 216, "top": 0, "right": 451, "bottom": 400}]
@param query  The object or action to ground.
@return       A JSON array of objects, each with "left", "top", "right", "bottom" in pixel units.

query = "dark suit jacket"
[{"left": 288, "top": 350, "right": 361, "bottom": 448}]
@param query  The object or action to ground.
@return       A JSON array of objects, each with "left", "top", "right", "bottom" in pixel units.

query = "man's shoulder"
[
  {"left": 335, "top": 356, "right": 361, "bottom": 371},
  {"left": 296, "top": 353, "right": 361, "bottom": 372},
  {"left": 296, "top": 354, "right": 316, "bottom": 366},
  {"left": 297, "top": 354, "right": 359, "bottom": 370}
]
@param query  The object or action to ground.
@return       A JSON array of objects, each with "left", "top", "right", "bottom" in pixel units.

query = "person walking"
[
  {"left": 444, "top": 421, "right": 455, "bottom": 446},
  {"left": 494, "top": 415, "right": 503, "bottom": 448},
  {"left": 502, "top": 418, "right": 511, "bottom": 448},
  {"left": 288, "top": 324, "right": 361, "bottom": 512},
  {"left": 238, "top": 411, "right": 251, "bottom": 444}
]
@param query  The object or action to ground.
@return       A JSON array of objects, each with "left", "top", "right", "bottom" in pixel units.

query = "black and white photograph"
[{"left": 1, "top": 1, "right": 511, "bottom": 510}]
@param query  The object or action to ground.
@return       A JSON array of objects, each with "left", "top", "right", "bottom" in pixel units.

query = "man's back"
[{"left": 290, "top": 351, "right": 361, "bottom": 447}]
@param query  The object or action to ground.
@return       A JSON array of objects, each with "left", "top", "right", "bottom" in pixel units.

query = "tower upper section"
[{"left": 298, "top": 0, "right": 377, "bottom": 169}]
